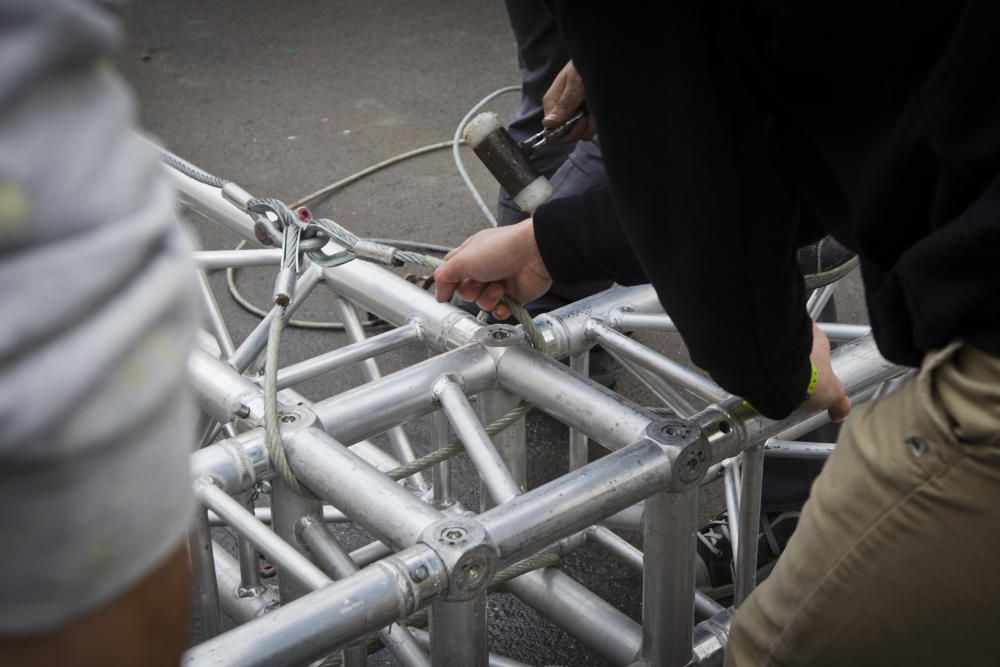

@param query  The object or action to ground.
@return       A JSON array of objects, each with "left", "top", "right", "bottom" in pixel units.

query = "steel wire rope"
[
  {"left": 160, "top": 87, "right": 544, "bottom": 497},
  {"left": 220, "top": 84, "right": 520, "bottom": 329}
]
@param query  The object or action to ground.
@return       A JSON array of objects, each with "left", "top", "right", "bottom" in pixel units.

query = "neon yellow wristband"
[{"left": 806, "top": 360, "right": 819, "bottom": 397}]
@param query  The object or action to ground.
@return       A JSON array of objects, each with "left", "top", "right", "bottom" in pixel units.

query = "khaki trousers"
[{"left": 727, "top": 342, "right": 1000, "bottom": 667}]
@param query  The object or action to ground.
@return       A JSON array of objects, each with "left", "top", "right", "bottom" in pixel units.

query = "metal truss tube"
[
  {"left": 587, "top": 321, "right": 727, "bottom": 403},
  {"left": 197, "top": 271, "right": 235, "bottom": 357},
  {"left": 606, "top": 346, "right": 699, "bottom": 417},
  {"left": 168, "top": 169, "right": 258, "bottom": 243},
  {"left": 298, "top": 518, "right": 431, "bottom": 667},
  {"left": 190, "top": 509, "right": 223, "bottom": 640},
  {"left": 587, "top": 525, "right": 723, "bottom": 619},
  {"left": 806, "top": 283, "right": 837, "bottom": 320},
  {"left": 612, "top": 311, "right": 872, "bottom": 346},
  {"left": 182, "top": 544, "right": 448, "bottom": 667},
  {"left": 234, "top": 491, "right": 264, "bottom": 597},
  {"left": 588, "top": 525, "right": 643, "bottom": 570},
  {"left": 770, "top": 384, "right": 879, "bottom": 443},
  {"left": 172, "top": 163, "right": 484, "bottom": 352},
  {"left": 612, "top": 311, "right": 676, "bottom": 333},
  {"left": 431, "top": 409, "right": 454, "bottom": 508},
  {"left": 479, "top": 436, "right": 672, "bottom": 565},
  {"left": 763, "top": 440, "right": 835, "bottom": 460},
  {"left": 436, "top": 378, "right": 521, "bottom": 505},
  {"left": 332, "top": 297, "right": 428, "bottom": 490},
  {"left": 274, "top": 323, "right": 418, "bottom": 389},
  {"left": 600, "top": 504, "right": 644, "bottom": 532},
  {"left": 503, "top": 568, "right": 642, "bottom": 666},
  {"left": 534, "top": 284, "right": 664, "bottom": 358},
  {"left": 195, "top": 479, "right": 332, "bottom": 592},
  {"left": 208, "top": 505, "right": 349, "bottom": 527},
  {"left": 639, "top": 490, "right": 698, "bottom": 666},
  {"left": 349, "top": 540, "right": 394, "bottom": 568},
  {"left": 496, "top": 346, "right": 655, "bottom": 452},
  {"left": 321, "top": 263, "right": 483, "bottom": 350},
  {"left": 693, "top": 334, "right": 904, "bottom": 463},
  {"left": 311, "top": 343, "right": 497, "bottom": 443},
  {"left": 298, "top": 517, "right": 359, "bottom": 580},
  {"left": 193, "top": 249, "right": 283, "bottom": 270},
  {"left": 723, "top": 462, "right": 742, "bottom": 570},
  {"left": 430, "top": 595, "right": 488, "bottom": 667},
  {"left": 690, "top": 609, "right": 736, "bottom": 667},
  {"left": 286, "top": 427, "right": 444, "bottom": 548},
  {"left": 568, "top": 353, "right": 590, "bottom": 469},
  {"left": 734, "top": 446, "right": 765, "bottom": 606},
  {"left": 212, "top": 543, "right": 277, "bottom": 623},
  {"left": 228, "top": 264, "right": 324, "bottom": 373},
  {"left": 477, "top": 387, "right": 527, "bottom": 507},
  {"left": 407, "top": 629, "right": 531, "bottom": 667},
  {"left": 270, "top": 479, "right": 324, "bottom": 602},
  {"left": 818, "top": 322, "right": 871, "bottom": 343},
  {"left": 191, "top": 427, "right": 405, "bottom": 500},
  {"left": 189, "top": 346, "right": 264, "bottom": 424}
]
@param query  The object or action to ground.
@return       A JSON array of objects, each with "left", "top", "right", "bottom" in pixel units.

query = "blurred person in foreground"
[
  {"left": 436, "top": 2, "right": 1000, "bottom": 664},
  {"left": 0, "top": 1, "right": 196, "bottom": 665}
]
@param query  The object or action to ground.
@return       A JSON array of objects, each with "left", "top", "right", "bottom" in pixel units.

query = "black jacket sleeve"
[
  {"left": 534, "top": 184, "right": 648, "bottom": 286},
  {"left": 542, "top": 1, "right": 813, "bottom": 419}
]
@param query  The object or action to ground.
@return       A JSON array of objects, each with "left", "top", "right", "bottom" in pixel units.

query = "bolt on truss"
[{"left": 168, "top": 157, "right": 905, "bottom": 667}]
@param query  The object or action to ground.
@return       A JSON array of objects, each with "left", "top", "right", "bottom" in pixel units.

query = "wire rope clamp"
[
  {"left": 645, "top": 417, "right": 709, "bottom": 492},
  {"left": 418, "top": 517, "right": 498, "bottom": 601}
]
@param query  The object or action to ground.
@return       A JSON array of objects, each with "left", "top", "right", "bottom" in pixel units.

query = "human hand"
[
  {"left": 542, "top": 60, "right": 598, "bottom": 142},
  {"left": 433, "top": 220, "right": 552, "bottom": 320},
  {"left": 801, "top": 323, "right": 851, "bottom": 422}
]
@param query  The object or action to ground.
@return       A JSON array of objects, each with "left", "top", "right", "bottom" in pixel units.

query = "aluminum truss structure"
[{"left": 172, "top": 159, "right": 906, "bottom": 667}]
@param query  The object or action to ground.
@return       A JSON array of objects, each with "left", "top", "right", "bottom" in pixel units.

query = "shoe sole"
[{"left": 803, "top": 254, "right": 860, "bottom": 290}]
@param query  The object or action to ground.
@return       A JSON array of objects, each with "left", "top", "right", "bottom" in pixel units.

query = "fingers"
[
  {"left": 475, "top": 282, "right": 505, "bottom": 313},
  {"left": 556, "top": 114, "right": 599, "bottom": 143},
  {"left": 457, "top": 279, "right": 486, "bottom": 303},
  {"left": 543, "top": 87, "right": 582, "bottom": 128},
  {"left": 433, "top": 256, "right": 463, "bottom": 302},
  {"left": 828, "top": 392, "right": 852, "bottom": 423},
  {"left": 579, "top": 115, "right": 598, "bottom": 141},
  {"left": 543, "top": 61, "right": 586, "bottom": 129},
  {"left": 431, "top": 271, "right": 511, "bottom": 319}
]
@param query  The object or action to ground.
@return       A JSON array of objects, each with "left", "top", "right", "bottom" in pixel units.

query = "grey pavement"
[{"left": 119, "top": 2, "right": 869, "bottom": 665}]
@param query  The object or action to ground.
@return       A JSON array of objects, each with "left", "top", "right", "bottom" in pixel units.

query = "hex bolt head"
[
  {"left": 664, "top": 424, "right": 691, "bottom": 439},
  {"left": 444, "top": 528, "right": 466, "bottom": 542},
  {"left": 460, "top": 560, "right": 487, "bottom": 588},
  {"left": 409, "top": 564, "right": 429, "bottom": 583},
  {"left": 675, "top": 445, "right": 707, "bottom": 484}
]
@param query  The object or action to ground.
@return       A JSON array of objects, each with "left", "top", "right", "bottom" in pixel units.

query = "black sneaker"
[
  {"left": 797, "top": 236, "right": 859, "bottom": 290},
  {"left": 695, "top": 510, "right": 800, "bottom": 601}
]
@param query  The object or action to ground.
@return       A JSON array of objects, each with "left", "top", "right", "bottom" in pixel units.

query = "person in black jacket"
[{"left": 436, "top": 2, "right": 1000, "bottom": 664}]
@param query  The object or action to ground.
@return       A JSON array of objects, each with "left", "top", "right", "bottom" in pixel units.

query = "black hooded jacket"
[{"left": 533, "top": 1, "right": 1000, "bottom": 418}]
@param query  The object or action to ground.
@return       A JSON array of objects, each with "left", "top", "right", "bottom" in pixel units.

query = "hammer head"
[{"left": 463, "top": 112, "right": 553, "bottom": 214}]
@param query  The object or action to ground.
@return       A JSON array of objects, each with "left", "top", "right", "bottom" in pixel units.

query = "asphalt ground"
[{"left": 119, "top": 2, "right": 869, "bottom": 665}]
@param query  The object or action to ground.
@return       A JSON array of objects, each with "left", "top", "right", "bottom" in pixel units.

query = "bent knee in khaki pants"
[{"left": 727, "top": 342, "right": 1000, "bottom": 667}]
